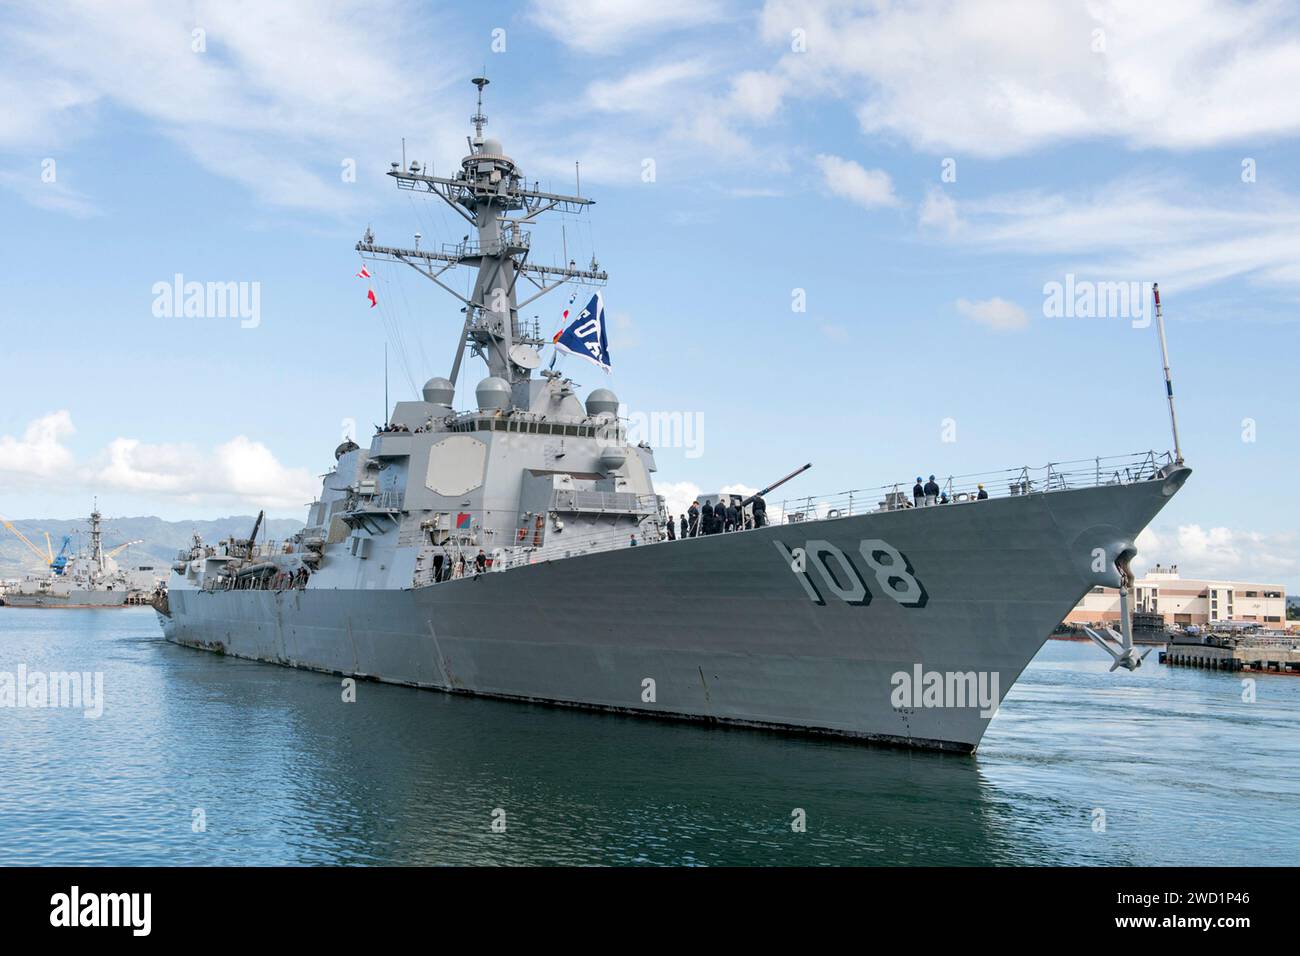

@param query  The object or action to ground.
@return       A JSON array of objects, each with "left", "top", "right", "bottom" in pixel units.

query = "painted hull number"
[{"left": 774, "top": 539, "right": 928, "bottom": 608}]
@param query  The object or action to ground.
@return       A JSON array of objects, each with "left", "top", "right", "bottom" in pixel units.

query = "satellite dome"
[
  {"left": 599, "top": 446, "right": 627, "bottom": 469},
  {"left": 476, "top": 376, "right": 511, "bottom": 412},
  {"left": 586, "top": 388, "right": 619, "bottom": 417},
  {"left": 422, "top": 376, "right": 455, "bottom": 407},
  {"left": 481, "top": 138, "right": 504, "bottom": 156}
]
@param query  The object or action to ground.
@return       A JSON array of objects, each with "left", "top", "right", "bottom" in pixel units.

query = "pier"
[{"left": 1160, "top": 635, "right": 1300, "bottom": 673}]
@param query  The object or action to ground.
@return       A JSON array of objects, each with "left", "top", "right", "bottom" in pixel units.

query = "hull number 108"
[{"left": 774, "top": 539, "right": 928, "bottom": 608}]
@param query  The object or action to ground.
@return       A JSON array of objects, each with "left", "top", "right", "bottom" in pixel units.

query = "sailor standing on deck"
[
  {"left": 913, "top": 477, "right": 925, "bottom": 508},
  {"left": 701, "top": 500, "right": 714, "bottom": 536},
  {"left": 688, "top": 501, "right": 700, "bottom": 537},
  {"left": 752, "top": 494, "right": 767, "bottom": 527},
  {"left": 666, "top": 517, "right": 676, "bottom": 541},
  {"left": 924, "top": 475, "right": 940, "bottom": 507},
  {"left": 679, "top": 514, "right": 688, "bottom": 540}
]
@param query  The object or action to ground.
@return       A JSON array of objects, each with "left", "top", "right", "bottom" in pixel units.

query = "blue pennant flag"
[{"left": 552, "top": 292, "right": 611, "bottom": 372}]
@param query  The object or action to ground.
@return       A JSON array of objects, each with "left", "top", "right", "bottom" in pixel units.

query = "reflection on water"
[{"left": 2, "top": 610, "right": 1297, "bottom": 865}]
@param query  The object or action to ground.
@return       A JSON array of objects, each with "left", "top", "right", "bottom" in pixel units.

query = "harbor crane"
[
  {"left": 106, "top": 540, "right": 143, "bottom": 561},
  {"left": 50, "top": 535, "right": 73, "bottom": 575},
  {"left": 1, "top": 516, "right": 52, "bottom": 569}
]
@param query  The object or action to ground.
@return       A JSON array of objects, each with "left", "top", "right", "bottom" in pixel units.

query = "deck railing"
[
  {"left": 413, "top": 520, "right": 658, "bottom": 585},
  {"left": 410, "top": 451, "right": 1176, "bottom": 584},
  {"left": 773, "top": 451, "right": 1174, "bottom": 524}
]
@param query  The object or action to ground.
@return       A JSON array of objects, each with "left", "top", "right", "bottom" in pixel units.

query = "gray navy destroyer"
[
  {"left": 157, "top": 79, "right": 1191, "bottom": 752},
  {"left": 3, "top": 505, "right": 137, "bottom": 608}
]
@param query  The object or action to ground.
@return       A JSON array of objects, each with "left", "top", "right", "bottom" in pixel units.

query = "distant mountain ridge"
[{"left": 0, "top": 515, "right": 305, "bottom": 577}]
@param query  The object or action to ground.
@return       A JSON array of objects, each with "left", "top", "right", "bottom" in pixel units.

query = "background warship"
[
  {"left": 1, "top": 504, "right": 148, "bottom": 608},
  {"left": 157, "top": 79, "right": 1190, "bottom": 752}
]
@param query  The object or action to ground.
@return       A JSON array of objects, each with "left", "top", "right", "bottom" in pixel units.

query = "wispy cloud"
[
  {"left": 815, "top": 153, "right": 898, "bottom": 209},
  {"left": 529, "top": 0, "right": 728, "bottom": 54},
  {"left": 751, "top": 0, "right": 1300, "bottom": 157},
  {"left": 0, "top": 168, "right": 100, "bottom": 217},
  {"left": 586, "top": 60, "right": 714, "bottom": 113},
  {"left": 0, "top": 0, "right": 466, "bottom": 215},
  {"left": 921, "top": 176, "right": 1300, "bottom": 299},
  {"left": 955, "top": 297, "right": 1029, "bottom": 332}
]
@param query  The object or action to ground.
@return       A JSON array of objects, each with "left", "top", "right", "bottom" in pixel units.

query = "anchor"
[{"left": 1083, "top": 551, "right": 1152, "bottom": 671}]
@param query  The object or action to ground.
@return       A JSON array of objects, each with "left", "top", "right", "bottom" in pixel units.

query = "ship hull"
[
  {"left": 160, "top": 470, "right": 1187, "bottom": 752},
  {"left": 3, "top": 589, "right": 129, "bottom": 608}
]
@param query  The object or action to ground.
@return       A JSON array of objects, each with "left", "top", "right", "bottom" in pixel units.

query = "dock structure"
[{"left": 1160, "top": 637, "right": 1300, "bottom": 673}]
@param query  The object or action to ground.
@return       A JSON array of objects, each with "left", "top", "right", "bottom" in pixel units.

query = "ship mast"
[
  {"left": 357, "top": 77, "right": 607, "bottom": 406},
  {"left": 89, "top": 499, "right": 104, "bottom": 578}
]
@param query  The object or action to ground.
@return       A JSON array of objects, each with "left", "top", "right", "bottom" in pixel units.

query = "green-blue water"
[{"left": 1, "top": 607, "right": 1296, "bottom": 866}]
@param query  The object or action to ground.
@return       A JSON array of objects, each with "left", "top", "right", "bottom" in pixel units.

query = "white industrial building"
[{"left": 1066, "top": 565, "right": 1288, "bottom": 628}]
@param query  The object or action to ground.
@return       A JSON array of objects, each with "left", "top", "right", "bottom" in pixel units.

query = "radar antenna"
[
  {"left": 471, "top": 76, "right": 489, "bottom": 143},
  {"left": 356, "top": 78, "right": 607, "bottom": 402}
]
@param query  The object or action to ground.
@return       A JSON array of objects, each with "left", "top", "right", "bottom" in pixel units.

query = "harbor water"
[{"left": 2, "top": 607, "right": 1297, "bottom": 866}]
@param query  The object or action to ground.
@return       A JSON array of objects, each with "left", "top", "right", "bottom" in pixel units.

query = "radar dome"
[
  {"left": 482, "top": 138, "right": 504, "bottom": 155},
  {"left": 599, "top": 446, "right": 627, "bottom": 469},
  {"left": 476, "top": 376, "right": 511, "bottom": 412},
  {"left": 422, "top": 376, "right": 455, "bottom": 407},
  {"left": 586, "top": 388, "right": 619, "bottom": 417}
]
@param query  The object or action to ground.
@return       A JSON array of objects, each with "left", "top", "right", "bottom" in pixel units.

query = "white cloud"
[
  {"left": 0, "top": 412, "right": 315, "bottom": 511},
  {"left": 815, "top": 154, "right": 898, "bottom": 209},
  {"left": 1134, "top": 524, "right": 1298, "bottom": 584},
  {"left": 918, "top": 186, "right": 960, "bottom": 234},
  {"left": 529, "top": 0, "right": 727, "bottom": 54},
  {"left": 587, "top": 60, "right": 712, "bottom": 113},
  {"left": 657, "top": 480, "right": 702, "bottom": 520},
  {"left": 754, "top": 0, "right": 1300, "bottom": 157},
  {"left": 0, "top": 411, "right": 76, "bottom": 478},
  {"left": 926, "top": 176, "right": 1300, "bottom": 298},
  {"left": 726, "top": 70, "right": 790, "bottom": 122},
  {"left": 955, "top": 297, "right": 1028, "bottom": 332},
  {"left": 0, "top": 0, "right": 465, "bottom": 215},
  {"left": 93, "top": 435, "right": 318, "bottom": 509},
  {"left": 610, "top": 311, "right": 640, "bottom": 351},
  {"left": 0, "top": 167, "right": 100, "bottom": 217}
]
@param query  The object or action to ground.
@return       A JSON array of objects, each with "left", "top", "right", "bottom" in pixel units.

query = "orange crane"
[{"left": 1, "top": 516, "right": 54, "bottom": 569}]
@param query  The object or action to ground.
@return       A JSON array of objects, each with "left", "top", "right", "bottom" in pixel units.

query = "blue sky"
[{"left": 1, "top": 0, "right": 1298, "bottom": 589}]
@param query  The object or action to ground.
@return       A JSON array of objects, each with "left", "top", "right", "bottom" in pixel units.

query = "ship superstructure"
[
  {"left": 2, "top": 504, "right": 136, "bottom": 608},
  {"left": 157, "top": 80, "right": 1190, "bottom": 752}
]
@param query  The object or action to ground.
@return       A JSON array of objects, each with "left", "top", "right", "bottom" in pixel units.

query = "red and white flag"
[
  {"left": 367, "top": 288, "right": 377, "bottom": 309},
  {"left": 355, "top": 265, "right": 371, "bottom": 279}
]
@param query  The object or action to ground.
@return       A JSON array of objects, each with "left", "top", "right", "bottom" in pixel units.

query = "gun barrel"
[
  {"left": 246, "top": 510, "right": 265, "bottom": 548},
  {"left": 741, "top": 463, "right": 812, "bottom": 507}
]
